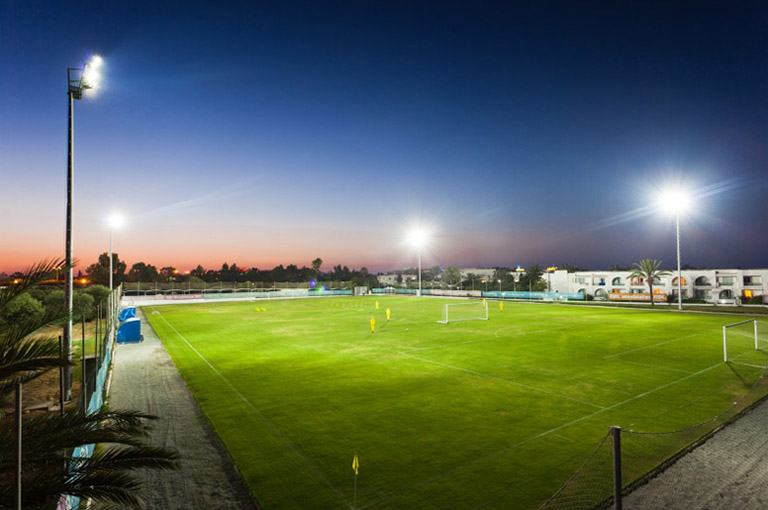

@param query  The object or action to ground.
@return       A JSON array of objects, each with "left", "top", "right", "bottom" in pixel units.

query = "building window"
[
  {"left": 718, "top": 276, "right": 734, "bottom": 286},
  {"left": 744, "top": 276, "right": 762, "bottom": 286},
  {"left": 695, "top": 276, "right": 710, "bottom": 286},
  {"left": 630, "top": 277, "right": 645, "bottom": 286},
  {"left": 612, "top": 277, "right": 623, "bottom": 286},
  {"left": 744, "top": 289, "right": 754, "bottom": 299}
]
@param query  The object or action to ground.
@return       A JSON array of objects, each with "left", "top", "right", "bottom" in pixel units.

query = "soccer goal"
[
  {"left": 722, "top": 318, "right": 763, "bottom": 365},
  {"left": 437, "top": 300, "right": 489, "bottom": 324},
  {"left": 354, "top": 286, "right": 368, "bottom": 296}
]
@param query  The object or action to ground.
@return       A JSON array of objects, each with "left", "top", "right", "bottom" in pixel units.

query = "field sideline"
[{"left": 144, "top": 297, "right": 767, "bottom": 509}]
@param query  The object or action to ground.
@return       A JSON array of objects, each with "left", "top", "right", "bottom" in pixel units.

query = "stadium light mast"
[
  {"left": 107, "top": 215, "right": 123, "bottom": 292},
  {"left": 64, "top": 55, "right": 102, "bottom": 400},
  {"left": 658, "top": 189, "right": 690, "bottom": 311},
  {"left": 408, "top": 228, "right": 428, "bottom": 297}
]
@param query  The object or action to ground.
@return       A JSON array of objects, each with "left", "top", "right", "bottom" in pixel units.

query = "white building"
[{"left": 547, "top": 268, "right": 767, "bottom": 304}]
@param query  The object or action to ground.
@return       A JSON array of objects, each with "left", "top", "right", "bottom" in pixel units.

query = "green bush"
[{"left": 1, "top": 292, "right": 45, "bottom": 324}]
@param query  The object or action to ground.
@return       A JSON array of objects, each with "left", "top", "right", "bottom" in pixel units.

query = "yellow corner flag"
[
  {"left": 375, "top": 300, "right": 379, "bottom": 310},
  {"left": 370, "top": 317, "right": 376, "bottom": 333},
  {"left": 386, "top": 308, "right": 391, "bottom": 321},
  {"left": 499, "top": 301, "right": 504, "bottom": 312},
  {"left": 352, "top": 454, "right": 359, "bottom": 475},
  {"left": 483, "top": 298, "right": 487, "bottom": 307}
]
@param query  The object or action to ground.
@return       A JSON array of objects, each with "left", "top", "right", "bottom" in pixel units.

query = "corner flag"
[{"left": 352, "top": 454, "right": 359, "bottom": 474}]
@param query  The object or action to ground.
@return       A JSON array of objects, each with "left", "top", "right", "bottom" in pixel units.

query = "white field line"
[
  {"left": 150, "top": 308, "right": 350, "bottom": 508},
  {"left": 402, "top": 324, "right": 575, "bottom": 353},
  {"left": 397, "top": 352, "right": 607, "bottom": 410},
  {"left": 609, "top": 359, "right": 691, "bottom": 375},
  {"left": 363, "top": 359, "right": 726, "bottom": 509},
  {"left": 603, "top": 333, "right": 699, "bottom": 359}
]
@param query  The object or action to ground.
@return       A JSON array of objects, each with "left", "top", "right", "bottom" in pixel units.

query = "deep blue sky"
[{"left": 2, "top": 1, "right": 766, "bottom": 273}]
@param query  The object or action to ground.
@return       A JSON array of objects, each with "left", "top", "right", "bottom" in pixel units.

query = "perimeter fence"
[
  {"left": 58, "top": 285, "right": 122, "bottom": 510},
  {"left": 540, "top": 364, "right": 768, "bottom": 510}
]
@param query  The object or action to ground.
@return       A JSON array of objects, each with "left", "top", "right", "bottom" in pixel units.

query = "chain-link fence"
[{"left": 541, "top": 367, "right": 768, "bottom": 510}]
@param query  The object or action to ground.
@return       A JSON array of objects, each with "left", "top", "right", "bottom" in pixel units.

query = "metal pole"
[
  {"left": 109, "top": 227, "right": 114, "bottom": 293},
  {"left": 723, "top": 326, "right": 728, "bottom": 362},
  {"left": 676, "top": 212, "right": 683, "bottom": 311},
  {"left": 417, "top": 247, "right": 422, "bottom": 297},
  {"left": 59, "top": 335, "right": 64, "bottom": 417},
  {"left": 611, "top": 426, "right": 622, "bottom": 510},
  {"left": 15, "top": 382, "right": 22, "bottom": 510},
  {"left": 755, "top": 319, "right": 759, "bottom": 350},
  {"left": 82, "top": 315, "right": 87, "bottom": 415},
  {"left": 64, "top": 86, "right": 74, "bottom": 400}
]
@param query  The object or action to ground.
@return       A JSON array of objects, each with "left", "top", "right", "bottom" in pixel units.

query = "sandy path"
[
  {"left": 108, "top": 309, "right": 258, "bottom": 509},
  {"left": 625, "top": 397, "right": 768, "bottom": 509}
]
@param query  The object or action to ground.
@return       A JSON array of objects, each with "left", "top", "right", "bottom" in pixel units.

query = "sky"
[{"left": 1, "top": 1, "right": 767, "bottom": 274}]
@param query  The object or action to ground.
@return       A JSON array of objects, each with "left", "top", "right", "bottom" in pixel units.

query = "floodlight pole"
[
  {"left": 109, "top": 226, "right": 114, "bottom": 292},
  {"left": 63, "top": 68, "right": 78, "bottom": 401},
  {"left": 417, "top": 246, "right": 422, "bottom": 297},
  {"left": 675, "top": 211, "right": 682, "bottom": 311},
  {"left": 64, "top": 57, "right": 100, "bottom": 399}
]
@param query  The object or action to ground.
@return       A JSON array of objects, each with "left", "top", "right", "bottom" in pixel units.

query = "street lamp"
[
  {"left": 64, "top": 55, "right": 102, "bottom": 400},
  {"left": 497, "top": 279, "right": 501, "bottom": 292},
  {"left": 658, "top": 189, "right": 690, "bottom": 311},
  {"left": 107, "top": 215, "right": 123, "bottom": 292},
  {"left": 408, "top": 228, "right": 428, "bottom": 297}
]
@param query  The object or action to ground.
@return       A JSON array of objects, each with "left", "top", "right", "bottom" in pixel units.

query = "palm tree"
[
  {"left": 0, "top": 259, "right": 179, "bottom": 508},
  {"left": 311, "top": 257, "right": 323, "bottom": 283},
  {"left": 628, "top": 259, "right": 671, "bottom": 306}
]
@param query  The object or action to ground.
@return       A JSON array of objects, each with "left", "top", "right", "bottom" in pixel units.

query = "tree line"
[{"left": 79, "top": 255, "right": 381, "bottom": 289}]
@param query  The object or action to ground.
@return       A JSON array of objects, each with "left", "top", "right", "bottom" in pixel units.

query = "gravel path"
[
  {"left": 625, "top": 397, "right": 768, "bottom": 509},
  {"left": 109, "top": 309, "right": 258, "bottom": 509}
]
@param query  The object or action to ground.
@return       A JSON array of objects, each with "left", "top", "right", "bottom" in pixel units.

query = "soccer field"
[{"left": 144, "top": 297, "right": 767, "bottom": 509}]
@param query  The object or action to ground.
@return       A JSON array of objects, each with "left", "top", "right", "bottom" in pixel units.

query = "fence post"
[
  {"left": 15, "top": 382, "right": 22, "bottom": 510},
  {"left": 755, "top": 319, "right": 759, "bottom": 350},
  {"left": 611, "top": 426, "right": 622, "bottom": 510},
  {"left": 59, "top": 335, "right": 65, "bottom": 417}
]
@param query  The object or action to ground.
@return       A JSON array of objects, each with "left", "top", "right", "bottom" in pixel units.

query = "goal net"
[
  {"left": 723, "top": 319, "right": 765, "bottom": 367},
  {"left": 437, "top": 300, "right": 489, "bottom": 324},
  {"left": 354, "top": 286, "right": 368, "bottom": 296}
]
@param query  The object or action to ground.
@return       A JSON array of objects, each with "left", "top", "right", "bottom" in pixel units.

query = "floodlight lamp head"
[
  {"left": 408, "top": 228, "right": 428, "bottom": 249},
  {"left": 81, "top": 55, "right": 103, "bottom": 89},
  {"left": 107, "top": 214, "right": 124, "bottom": 230},
  {"left": 658, "top": 189, "right": 690, "bottom": 214}
]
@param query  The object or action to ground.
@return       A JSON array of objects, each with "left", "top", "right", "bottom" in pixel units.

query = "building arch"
[
  {"left": 719, "top": 289, "right": 733, "bottom": 299},
  {"left": 695, "top": 275, "right": 710, "bottom": 286},
  {"left": 594, "top": 288, "right": 608, "bottom": 300},
  {"left": 611, "top": 277, "right": 623, "bottom": 286}
]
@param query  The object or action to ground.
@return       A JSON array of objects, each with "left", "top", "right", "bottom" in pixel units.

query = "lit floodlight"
[
  {"left": 408, "top": 228, "right": 429, "bottom": 248},
  {"left": 107, "top": 214, "right": 124, "bottom": 229},
  {"left": 657, "top": 189, "right": 690, "bottom": 214},
  {"left": 81, "top": 55, "right": 103, "bottom": 89}
]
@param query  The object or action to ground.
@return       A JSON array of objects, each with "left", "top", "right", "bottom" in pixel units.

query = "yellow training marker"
[
  {"left": 370, "top": 317, "right": 376, "bottom": 333},
  {"left": 261, "top": 307, "right": 267, "bottom": 312},
  {"left": 499, "top": 301, "right": 504, "bottom": 312},
  {"left": 375, "top": 301, "right": 379, "bottom": 310},
  {"left": 386, "top": 308, "right": 391, "bottom": 321},
  {"left": 483, "top": 298, "right": 487, "bottom": 307}
]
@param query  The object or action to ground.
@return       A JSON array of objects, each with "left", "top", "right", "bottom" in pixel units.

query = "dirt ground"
[{"left": 108, "top": 309, "right": 257, "bottom": 509}]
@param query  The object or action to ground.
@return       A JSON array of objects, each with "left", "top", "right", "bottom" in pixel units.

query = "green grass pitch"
[{"left": 144, "top": 297, "right": 767, "bottom": 509}]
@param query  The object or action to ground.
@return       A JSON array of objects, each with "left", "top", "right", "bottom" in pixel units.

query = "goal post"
[
  {"left": 437, "top": 300, "right": 489, "bottom": 324},
  {"left": 723, "top": 318, "right": 760, "bottom": 363}
]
